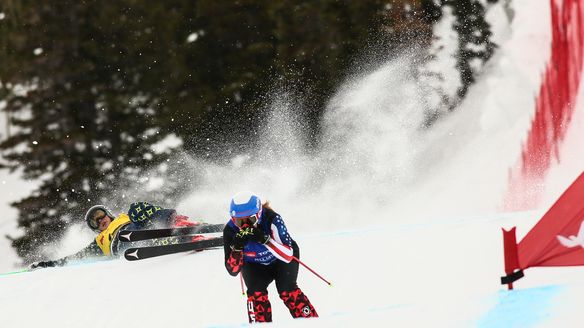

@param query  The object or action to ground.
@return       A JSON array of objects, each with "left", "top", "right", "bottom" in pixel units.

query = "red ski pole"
[
  {"left": 292, "top": 256, "right": 332, "bottom": 286},
  {"left": 266, "top": 239, "right": 332, "bottom": 286},
  {"left": 239, "top": 272, "right": 246, "bottom": 296}
]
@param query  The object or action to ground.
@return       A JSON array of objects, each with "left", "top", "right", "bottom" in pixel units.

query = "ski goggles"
[
  {"left": 88, "top": 209, "right": 108, "bottom": 230},
  {"left": 231, "top": 213, "right": 259, "bottom": 228}
]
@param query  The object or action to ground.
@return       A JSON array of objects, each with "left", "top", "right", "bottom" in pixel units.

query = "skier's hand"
[
  {"left": 249, "top": 227, "right": 269, "bottom": 244},
  {"left": 29, "top": 259, "right": 64, "bottom": 270},
  {"left": 232, "top": 226, "right": 253, "bottom": 251}
]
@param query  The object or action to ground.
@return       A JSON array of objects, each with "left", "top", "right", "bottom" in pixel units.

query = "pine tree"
[
  {"left": 420, "top": 0, "right": 444, "bottom": 24},
  {"left": 0, "top": 1, "right": 184, "bottom": 261},
  {"left": 450, "top": 0, "right": 496, "bottom": 98},
  {"left": 417, "top": 4, "right": 461, "bottom": 126},
  {"left": 0, "top": 0, "right": 436, "bottom": 261},
  {"left": 417, "top": 0, "right": 496, "bottom": 125}
]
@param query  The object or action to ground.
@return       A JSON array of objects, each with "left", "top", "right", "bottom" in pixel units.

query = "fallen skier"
[{"left": 29, "top": 202, "right": 219, "bottom": 269}]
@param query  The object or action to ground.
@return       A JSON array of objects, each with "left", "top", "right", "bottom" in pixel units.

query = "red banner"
[
  {"left": 502, "top": 171, "right": 584, "bottom": 288},
  {"left": 504, "top": 0, "right": 584, "bottom": 210},
  {"left": 519, "top": 171, "right": 584, "bottom": 268}
]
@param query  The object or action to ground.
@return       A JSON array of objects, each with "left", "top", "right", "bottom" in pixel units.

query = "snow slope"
[
  {"left": 1, "top": 209, "right": 582, "bottom": 328},
  {"left": 1, "top": 0, "right": 584, "bottom": 327}
]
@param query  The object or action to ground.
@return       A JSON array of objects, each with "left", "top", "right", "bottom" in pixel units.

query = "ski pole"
[
  {"left": 239, "top": 272, "right": 246, "bottom": 296},
  {"left": 266, "top": 239, "right": 332, "bottom": 286},
  {"left": 292, "top": 256, "right": 332, "bottom": 286},
  {"left": 0, "top": 268, "right": 30, "bottom": 277}
]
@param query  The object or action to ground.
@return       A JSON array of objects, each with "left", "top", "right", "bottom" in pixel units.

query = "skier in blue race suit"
[
  {"left": 29, "top": 202, "right": 200, "bottom": 269},
  {"left": 223, "top": 191, "right": 318, "bottom": 323}
]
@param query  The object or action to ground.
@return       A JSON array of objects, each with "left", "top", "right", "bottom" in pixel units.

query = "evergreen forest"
[{"left": 0, "top": 0, "right": 497, "bottom": 261}]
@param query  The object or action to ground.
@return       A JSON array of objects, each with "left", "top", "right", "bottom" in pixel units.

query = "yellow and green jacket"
[
  {"left": 58, "top": 214, "right": 132, "bottom": 261},
  {"left": 53, "top": 204, "right": 177, "bottom": 264},
  {"left": 95, "top": 213, "right": 131, "bottom": 256}
]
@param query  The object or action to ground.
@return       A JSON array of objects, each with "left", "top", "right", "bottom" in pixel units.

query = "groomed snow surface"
[
  {"left": 2, "top": 209, "right": 584, "bottom": 328},
  {"left": 1, "top": 0, "right": 584, "bottom": 327}
]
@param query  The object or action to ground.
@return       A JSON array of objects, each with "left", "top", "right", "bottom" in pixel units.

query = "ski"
[
  {"left": 118, "top": 223, "right": 225, "bottom": 242},
  {"left": 124, "top": 237, "right": 224, "bottom": 261}
]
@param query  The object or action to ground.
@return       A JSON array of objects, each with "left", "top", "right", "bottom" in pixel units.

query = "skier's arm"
[
  {"left": 29, "top": 241, "right": 102, "bottom": 269},
  {"left": 63, "top": 240, "right": 102, "bottom": 261},
  {"left": 270, "top": 215, "right": 293, "bottom": 247},
  {"left": 223, "top": 225, "right": 244, "bottom": 276},
  {"left": 260, "top": 214, "right": 296, "bottom": 263}
]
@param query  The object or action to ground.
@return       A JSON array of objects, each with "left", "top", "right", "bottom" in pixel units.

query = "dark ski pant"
[
  {"left": 242, "top": 241, "right": 318, "bottom": 323},
  {"left": 242, "top": 241, "right": 300, "bottom": 294}
]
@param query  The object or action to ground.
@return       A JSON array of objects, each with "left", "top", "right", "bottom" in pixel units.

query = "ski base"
[
  {"left": 124, "top": 237, "right": 224, "bottom": 261},
  {"left": 119, "top": 223, "right": 225, "bottom": 242}
]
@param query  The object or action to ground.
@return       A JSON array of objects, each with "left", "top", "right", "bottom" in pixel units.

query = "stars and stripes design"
[
  {"left": 265, "top": 239, "right": 293, "bottom": 263},
  {"left": 264, "top": 215, "right": 293, "bottom": 263},
  {"left": 271, "top": 215, "right": 292, "bottom": 247}
]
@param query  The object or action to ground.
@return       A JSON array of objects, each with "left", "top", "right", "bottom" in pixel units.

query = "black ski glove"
[
  {"left": 232, "top": 227, "right": 253, "bottom": 251},
  {"left": 29, "top": 259, "right": 66, "bottom": 270},
  {"left": 249, "top": 227, "right": 270, "bottom": 244}
]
